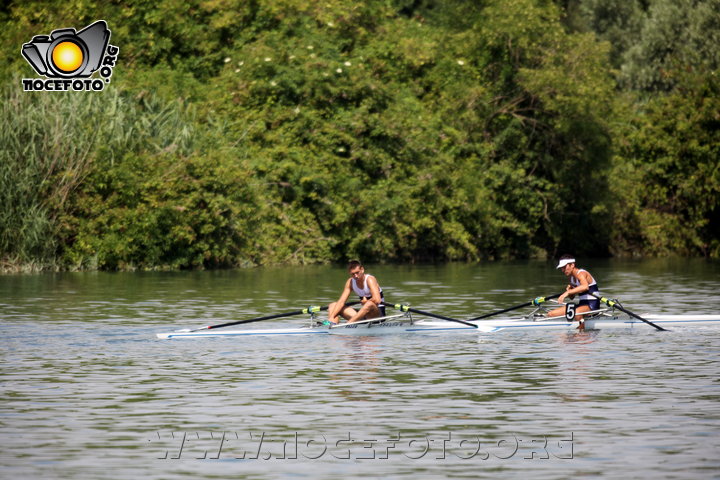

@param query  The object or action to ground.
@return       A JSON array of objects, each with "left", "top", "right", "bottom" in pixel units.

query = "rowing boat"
[
  {"left": 469, "top": 313, "right": 720, "bottom": 332},
  {"left": 156, "top": 309, "right": 720, "bottom": 339}
]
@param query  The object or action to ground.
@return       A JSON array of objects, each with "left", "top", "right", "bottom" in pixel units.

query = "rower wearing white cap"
[{"left": 548, "top": 254, "right": 600, "bottom": 325}]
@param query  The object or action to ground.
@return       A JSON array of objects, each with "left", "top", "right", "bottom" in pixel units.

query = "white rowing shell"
[{"left": 156, "top": 314, "right": 720, "bottom": 339}]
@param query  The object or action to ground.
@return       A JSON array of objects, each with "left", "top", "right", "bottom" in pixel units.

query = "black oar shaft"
[
  {"left": 388, "top": 304, "right": 478, "bottom": 328},
  {"left": 469, "top": 293, "right": 562, "bottom": 321},
  {"left": 591, "top": 293, "right": 667, "bottom": 332},
  {"left": 198, "top": 302, "right": 360, "bottom": 331},
  {"left": 206, "top": 308, "right": 316, "bottom": 330}
]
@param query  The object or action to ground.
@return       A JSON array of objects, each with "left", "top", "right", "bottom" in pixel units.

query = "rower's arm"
[
  {"left": 330, "top": 280, "right": 352, "bottom": 318},
  {"left": 366, "top": 276, "right": 382, "bottom": 305},
  {"left": 567, "top": 273, "right": 590, "bottom": 295},
  {"left": 559, "top": 272, "right": 590, "bottom": 304}
]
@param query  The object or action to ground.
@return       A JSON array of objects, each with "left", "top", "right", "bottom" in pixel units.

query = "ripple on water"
[{"left": 2, "top": 264, "right": 720, "bottom": 479}]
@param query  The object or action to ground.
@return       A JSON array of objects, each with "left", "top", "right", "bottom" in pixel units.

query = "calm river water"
[{"left": 2, "top": 259, "right": 719, "bottom": 479}]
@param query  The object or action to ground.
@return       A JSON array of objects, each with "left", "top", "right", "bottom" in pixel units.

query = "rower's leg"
[
  {"left": 327, "top": 302, "right": 339, "bottom": 324},
  {"left": 575, "top": 305, "right": 591, "bottom": 329},
  {"left": 328, "top": 302, "right": 356, "bottom": 324},
  {"left": 329, "top": 303, "right": 361, "bottom": 323},
  {"left": 549, "top": 304, "right": 591, "bottom": 326},
  {"left": 575, "top": 305, "right": 591, "bottom": 321},
  {"left": 341, "top": 306, "right": 359, "bottom": 321},
  {"left": 347, "top": 301, "right": 380, "bottom": 323}
]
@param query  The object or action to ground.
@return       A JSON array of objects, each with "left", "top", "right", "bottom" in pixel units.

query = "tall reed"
[{"left": 0, "top": 82, "right": 196, "bottom": 271}]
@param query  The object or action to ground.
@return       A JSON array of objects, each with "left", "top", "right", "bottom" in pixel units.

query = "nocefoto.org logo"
[{"left": 21, "top": 20, "right": 119, "bottom": 92}]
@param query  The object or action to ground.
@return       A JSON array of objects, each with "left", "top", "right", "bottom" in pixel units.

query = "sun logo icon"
[{"left": 52, "top": 41, "right": 85, "bottom": 73}]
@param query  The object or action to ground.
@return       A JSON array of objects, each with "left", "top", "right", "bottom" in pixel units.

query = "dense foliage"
[{"left": 1, "top": 0, "right": 718, "bottom": 270}]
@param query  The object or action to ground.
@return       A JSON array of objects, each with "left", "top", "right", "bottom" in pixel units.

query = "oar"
[
  {"left": 591, "top": 293, "right": 667, "bottom": 332},
  {"left": 186, "top": 302, "right": 359, "bottom": 332},
  {"left": 468, "top": 293, "right": 563, "bottom": 321},
  {"left": 387, "top": 303, "right": 478, "bottom": 329}
]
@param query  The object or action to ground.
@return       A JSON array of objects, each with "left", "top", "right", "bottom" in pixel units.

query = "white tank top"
[
  {"left": 570, "top": 269, "right": 598, "bottom": 301},
  {"left": 351, "top": 274, "right": 383, "bottom": 298}
]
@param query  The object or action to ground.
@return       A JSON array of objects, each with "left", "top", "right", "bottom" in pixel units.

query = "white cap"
[{"left": 556, "top": 258, "right": 575, "bottom": 269}]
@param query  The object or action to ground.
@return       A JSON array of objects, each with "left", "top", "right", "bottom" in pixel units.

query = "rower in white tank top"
[
  {"left": 327, "top": 260, "right": 386, "bottom": 324},
  {"left": 569, "top": 268, "right": 599, "bottom": 307},
  {"left": 548, "top": 255, "right": 601, "bottom": 328},
  {"left": 351, "top": 274, "right": 385, "bottom": 316},
  {"left": 351, "top": 274, "right": 382, "bottom": 298}
]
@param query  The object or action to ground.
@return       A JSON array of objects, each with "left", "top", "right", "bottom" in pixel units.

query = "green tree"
[
  {"left": 611, "top": 71, "right": 720, "bottom": 256},
  {"left": 3, "top": 0, "right": 715, "bottom": 270},
  {"left": 621, "top": 0, "right": 720, "bottom": 91}
]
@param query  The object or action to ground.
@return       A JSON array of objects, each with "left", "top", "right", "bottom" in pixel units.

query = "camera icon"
[{"left": 21, "top": 20, "right": 110, "bottom": 78}]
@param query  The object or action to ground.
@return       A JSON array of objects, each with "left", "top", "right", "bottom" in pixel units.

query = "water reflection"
[
  {"left": 559, "top": 329, "right": 601, "bottom": 345},
  {"left": 328, "top": 336, "right": 382, "bottom": 401}
]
